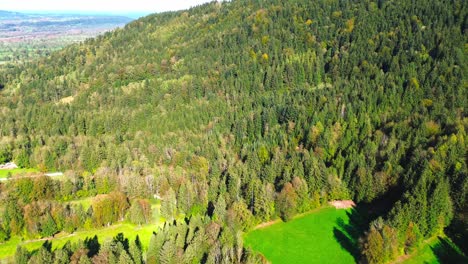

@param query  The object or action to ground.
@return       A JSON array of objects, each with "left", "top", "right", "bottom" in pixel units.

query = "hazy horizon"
[
  {"left": 0, "top": 0, "right": 213, "bottom": 17},
  {"left": 2, "top": 10, "right": 153, "bottom": 19}
]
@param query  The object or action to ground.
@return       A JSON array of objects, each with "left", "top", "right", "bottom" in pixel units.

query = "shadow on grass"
[
  {"left": 444, "top": 212, "right": 468, "bottom": 256},
  {"left": 333, "top": 205, "right": 372, "bottom": 263},
  {"left": 333, "top": 228, "right": 360, "bottom": 262},
  {"left": 431, "top": 236, "right": 467, "bottom": 264}
]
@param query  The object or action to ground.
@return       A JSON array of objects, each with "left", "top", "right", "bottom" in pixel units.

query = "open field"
[
  {"left": 0, "top": 168, "right": 38, "bottom": 178},
  {"left": 244, "top": 207, "right": 357, "bottom": 264},
  {"left": 245, "top": 206, "right": 467, "bottom": 264}
]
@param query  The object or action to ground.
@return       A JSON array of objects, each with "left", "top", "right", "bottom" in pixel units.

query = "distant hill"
[
  {"left": 0, "top": 10, "right": 28, "bottom": 19},
  {"left": 0, "top": 10, "right": 132, "bottom": 63}
]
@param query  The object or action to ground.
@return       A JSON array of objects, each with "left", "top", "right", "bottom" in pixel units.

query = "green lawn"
[
  {"left": 244, "top": 207, "right": 357, "bottom": 264},
  {"left": 68, "top": 197, "right": 94, "bottom": 210},
  {"left": 0, "top": 168, "right": 38, "bottom": 178}
]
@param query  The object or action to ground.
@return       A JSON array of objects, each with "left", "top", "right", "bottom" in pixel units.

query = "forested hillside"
[{"left": 0, "top": 0, "right": 466, "bottom": 263}]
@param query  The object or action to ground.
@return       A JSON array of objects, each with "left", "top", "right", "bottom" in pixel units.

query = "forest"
[{"left": 0, "top": 0, "right": 467, "bottom": 263}]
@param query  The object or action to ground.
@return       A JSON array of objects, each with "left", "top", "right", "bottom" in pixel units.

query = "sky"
[{"left": 0, "top": 0, "right": 213, "bottom": 15}]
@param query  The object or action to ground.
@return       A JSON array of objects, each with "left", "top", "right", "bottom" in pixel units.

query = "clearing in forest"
[{"left": 244, "top": 207, "right": 358, "bottom": 264}]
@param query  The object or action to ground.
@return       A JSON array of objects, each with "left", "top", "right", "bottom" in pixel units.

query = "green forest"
[{"left": 0, "top": 0, "right": 466, "bottom": 263}]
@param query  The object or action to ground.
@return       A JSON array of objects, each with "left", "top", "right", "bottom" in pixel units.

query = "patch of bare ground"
[
  {"left": 253, "top": 220, "right": 281, "bottom": 230},
  {"left": 329, "top": 200, "right": 356, "bottom": 209}
]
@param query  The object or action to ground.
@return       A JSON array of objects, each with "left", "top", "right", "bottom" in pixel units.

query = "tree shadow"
[
  {"left": 333, "top": 227, "right": 360, "bottom": 262},
  {"left": 431, "top": 236, "right": 467, "bottom": 264},
  {"left": 444, "top": 213, "right": 468, "bottom": 256},
  {"left": 85, "top": 235, "right": 100, "bottom": 258},
  {"left": 333, "top": 205, "right": 370, "bottom": 263}
]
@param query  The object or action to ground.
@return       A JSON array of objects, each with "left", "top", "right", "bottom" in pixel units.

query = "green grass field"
[
  {"left": 244, "top": 207, "right": 357, "bottom": 264},
  {"left": 0, "top": 168, "right": 38, "bottom": 178},
  {"left": 68, "top": 197, "right": 93, "bottom": 210},
  {"left": 245, "top": 207, "right": 467, "bottom": 264}
]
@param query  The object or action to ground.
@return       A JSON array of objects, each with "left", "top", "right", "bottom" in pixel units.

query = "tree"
[
  {"left": 41, "top": 212, "right": 58, "bottom": 237},
  {"left": 159, "top": 240, "right": 175, "bottom": 264},
  {"left": 146, "top": 233, "right": 160, "bottom": 264},
  {"left": 118, "top": 251, "right": 133, "bottom": 264},
  {"left": 0, "top": 225, "right": 9, "bottom": 243},
  {"left": 160, "top": 188, "right": 177, "bottom": 222},
  {"left": 292, "top": 177, "right": 310, "bottom": 213},
  {"left": 129, "top": 236, "right": 142, "bottom": 264},
  {"left": 15, "top": 246, "right": 30, "bottom": 264},
  {"left": 404, "top": 222, "right": 422, "bottom": 254},
  {"left": 213, "top": 195, "right": 226, "bottom": 222},
  {"left": 4, "top": 197, "right": 24, "bottom": 235},
  {"left": 362, "top": 227, "right": 384, "bottom": 264},
  {"left": 227, "top": 200, "right": 254, "bottom": 231},
  {"left": 128, "top": 200, "right": 146, "bottom": 225},
  {"left": 381, "top": 224, "right": 398, "bottom": 262},
  {"left": 29, "top": 244, "right": 53, "bottom": 264},
  {"left": 276, "top": 183, "right": 298, "bottom": 221}
]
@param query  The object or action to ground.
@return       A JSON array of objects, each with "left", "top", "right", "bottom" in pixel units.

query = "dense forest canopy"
[{"left": 0, "top": 0, "right": 466, "bottom": 263}]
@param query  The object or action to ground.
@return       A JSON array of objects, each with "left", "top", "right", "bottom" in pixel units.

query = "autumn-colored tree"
[
  {"left": 362, "top": 227, "right": 384, "bottom": 264},
  {"left": 276, "top": 183, "right": 298, "bottom": 221}
]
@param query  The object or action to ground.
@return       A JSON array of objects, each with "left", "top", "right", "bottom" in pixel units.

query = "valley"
[{"left": 0, "top": 10, "right": 132, "bottom": 63}]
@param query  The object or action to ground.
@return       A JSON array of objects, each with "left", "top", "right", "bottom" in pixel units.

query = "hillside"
[{"left": 0, "top": 0, "right": 467, "bottom": 263}]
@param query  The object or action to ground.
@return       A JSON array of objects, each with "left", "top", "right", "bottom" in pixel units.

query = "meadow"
[
  {"left": 244, "top": 207, "right": 465, "bottom": 264},
  {"left": 244, "top": 207, "right": 357, "bottom": 264},
  {"left": 0, "top": 168, "right": 38, "bottom": 179}
]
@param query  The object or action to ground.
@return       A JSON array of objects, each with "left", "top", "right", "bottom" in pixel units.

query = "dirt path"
[{"left": 253, "top": 220, "right": 282, "bottom": 230}]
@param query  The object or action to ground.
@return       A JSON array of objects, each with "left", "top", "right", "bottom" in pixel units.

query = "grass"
[
  {"left": 68, "top": 197, "right": 93, "bottom": 210},
  {"left": 244, "top": 207, "right": 357, "bottom": 264},
  {"left": 0, "top": 168, "right": 38, "bottom": 178}
]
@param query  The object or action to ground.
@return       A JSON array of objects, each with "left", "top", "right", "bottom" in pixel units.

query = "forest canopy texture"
[{"left": 0, "top": 0, "right": 467, "bottom": 263}]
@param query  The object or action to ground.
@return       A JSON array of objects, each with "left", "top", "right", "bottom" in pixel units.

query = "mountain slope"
[{"left": 0, "top": 0, "right": 466, "bottom": 263}]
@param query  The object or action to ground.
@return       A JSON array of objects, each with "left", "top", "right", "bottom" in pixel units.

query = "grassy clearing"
[
  {"left": 0, "top": 168, "right": 38, "bottom": 178},
  {"left": 244, "top": 207, "right": 357, "bottom": 264},
  {"left": 68, "top": 197, "right": 94, "bottom": 210}
]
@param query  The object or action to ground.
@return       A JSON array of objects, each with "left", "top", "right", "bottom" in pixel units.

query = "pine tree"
[
  {"left": 129, "top": 237, "right": 142, "bottom": 264},
  {"left": 160, "top": 188, "right": 177, "bottom": 222},
  {"left": 15, "top": 246, "right": 30, "bottom": 264}
]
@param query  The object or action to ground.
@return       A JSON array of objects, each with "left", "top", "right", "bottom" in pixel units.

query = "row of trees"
[{"left": 0, "top": 178, "right": 153, "bottom": 241}]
